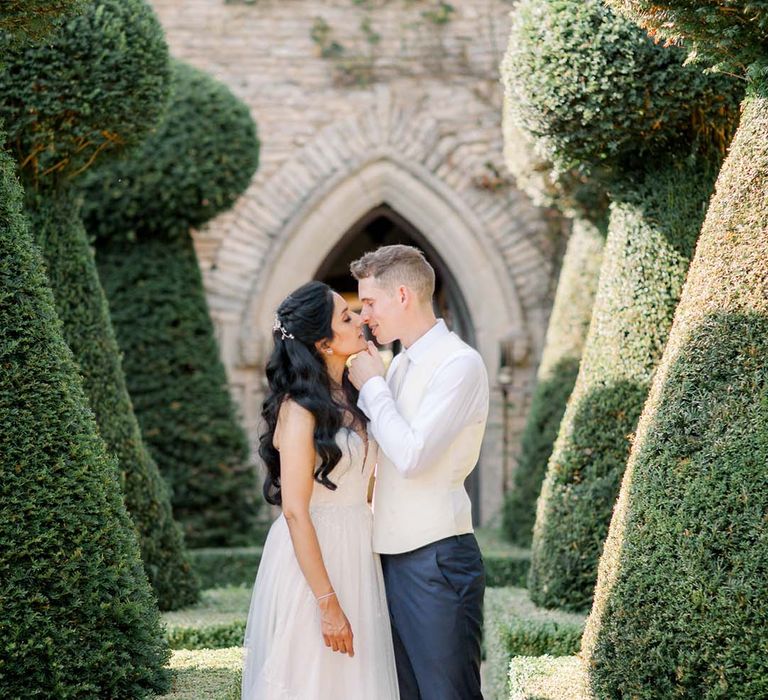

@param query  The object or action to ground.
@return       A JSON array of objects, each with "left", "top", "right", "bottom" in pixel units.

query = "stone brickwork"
[{"left": 148, "top": 0, "right": 564, "bottom": 524}]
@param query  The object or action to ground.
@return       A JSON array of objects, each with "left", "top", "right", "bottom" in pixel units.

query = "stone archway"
[
  {"left": 242, "top": 156, "right": 523, "bottom": 523},
  {"left": 195, "top": 88, "right": 560, "bottom": 523}
]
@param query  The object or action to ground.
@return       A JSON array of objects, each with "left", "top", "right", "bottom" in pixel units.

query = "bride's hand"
[{"left": 318, "top": 594, "right": 355, "bottom": 657}]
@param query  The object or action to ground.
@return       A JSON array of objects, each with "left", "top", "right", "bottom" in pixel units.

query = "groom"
[{"left": 349, "top": 244, "right": 488, "bottom": 700}]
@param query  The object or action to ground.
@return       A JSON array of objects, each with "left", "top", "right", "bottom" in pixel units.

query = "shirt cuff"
[{"left": 357, "top": 375, "right": 390, "bottom": 417}]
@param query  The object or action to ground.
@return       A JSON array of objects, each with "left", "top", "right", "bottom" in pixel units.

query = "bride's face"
[{"left": 323, "top": 292, "right": 367, "bottom": 358}]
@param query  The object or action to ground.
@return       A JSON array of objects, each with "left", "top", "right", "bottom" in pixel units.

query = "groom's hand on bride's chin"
[{"left": 349, "top": 341, "right": 385, "bottom": 390}]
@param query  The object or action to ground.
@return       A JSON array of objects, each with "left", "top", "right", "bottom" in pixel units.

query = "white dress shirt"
[{"left": 357, "top": 319, "right": 489, "bottom": 479}]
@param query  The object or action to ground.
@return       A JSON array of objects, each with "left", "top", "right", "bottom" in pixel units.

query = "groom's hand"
[{"left": 349, "top": 341, "right": 385, "bottom": 390}]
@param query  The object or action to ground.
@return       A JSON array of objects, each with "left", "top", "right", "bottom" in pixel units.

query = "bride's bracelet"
[{"left": 316, "top": 591, "right": 336, "bottom": 602}]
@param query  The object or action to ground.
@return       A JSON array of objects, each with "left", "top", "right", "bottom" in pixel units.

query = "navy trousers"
[{"left": 380, "top": 534, "right": 485, "bottom": 700}]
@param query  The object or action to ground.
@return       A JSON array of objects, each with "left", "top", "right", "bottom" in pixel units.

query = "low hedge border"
[
  {"left": 189, "top": 536, "right": 531, "bottom": 589},
  {"left": 484, "top": 588, "right": 586, "bottom": 700},
  {"left": 163, "top": 587, "right": 251, "bottom": 650},
  {"left": 508, "top": 655, "right": 591, "bottom": 700},
  {"left": 160, "top": 647, "right": 242, "bottom": 700}
]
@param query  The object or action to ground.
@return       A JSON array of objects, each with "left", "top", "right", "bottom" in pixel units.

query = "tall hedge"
[
  {"left": 0, "top": 139, "right": 170, "bottom": 697},
  {"left": 0, "top": 0, "right": 199, "bottom": 610},
  {"left": 581, "top": 5, "right": 768, "bottom": 697},
  {"left": 502, "top": 217, "right": 604, "bottom": 547},
  {"left": 0, "top": 1, "right": 83, "bottom": 42},
  {"left": 501, "top": 98, "right": 606, "bottom": 548},
  {"left": 81, "top": 60, "right": 262, "bottom": 547},
  {"left": 503, "top": 0, "right": 741, "bottom": 611}
]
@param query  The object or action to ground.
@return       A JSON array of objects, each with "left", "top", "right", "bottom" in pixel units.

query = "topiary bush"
[
  {"left": 81, "top": 60, "right": 262, "bottom": 547},
  {"left": 502, "top": 218, "right": 604, "bottom": 547},
  {"left": 0, "top": 0, "right": 200, "bottom": 610},
  {"left": 0, "top": 0, "right": 83, "bottom": 42},
  {"left": 580, "top": 6, "right": 768, "bottom": 698},
  {"left": 501, "top": 98, "right": 606, "bottom": 548},
  {"left": 0, "top": 140, "right": 170, "bottom": 698},
  {"left": 503, "top": 0, "right": 741, "bottom": 611}
]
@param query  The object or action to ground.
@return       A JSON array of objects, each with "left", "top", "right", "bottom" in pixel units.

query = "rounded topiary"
[
  {"left": 0, "top": 141, "right": 170, "bottom": 698},
  {"left": 582, "top": 78, "right": 768, "bottom": 699},
  {"left": 80, "top": 60, "right": 262, "bottom": 547},
  {"left": 0, "top": 0, "right": 200, "bottom": 610},
  {"left": 82, "top": 59, "right": 260, "bottom": 241},
  {"left": 502, "top": 0, "right": 737, "bottom": 179},
  {"left": 0, "top": 0, "right": 83, "bottom": 42},
  {"left": 504, "top": 0, "right": 741, "bottom": 610},
  {"left": 605, "top": 0, "right": 768, "bottom": 75}
]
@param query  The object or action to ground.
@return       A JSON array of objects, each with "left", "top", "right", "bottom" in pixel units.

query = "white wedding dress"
[{"left": 241, "top": 428, "right": 400, "bottom": 700}]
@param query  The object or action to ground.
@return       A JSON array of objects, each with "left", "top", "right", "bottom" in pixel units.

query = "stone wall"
[{"left": 148, "top": 0, "right": 565, "bottom": 525}]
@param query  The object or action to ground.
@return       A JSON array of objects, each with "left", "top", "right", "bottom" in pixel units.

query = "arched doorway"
[{"left": 314, "top": 204, "right": 480, "bottom": 522}]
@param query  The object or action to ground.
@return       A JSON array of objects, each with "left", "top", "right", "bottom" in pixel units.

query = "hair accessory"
[{"left": 272, "top": 313, "right": 295, "bottom": 340}]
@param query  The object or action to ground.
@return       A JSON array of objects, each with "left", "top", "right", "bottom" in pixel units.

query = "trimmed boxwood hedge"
[
  {"left": 82, "top": 60, "right": 262, "bottom": 547},
  {"left": 605, "top": 0, "right": 768, "bottom": 74},
  {"left": 188, "top": 542, "right": 531, "bottom": 589},
  {"left": 502, "top": 217, "right": 604, "bottom": 547},
  {"left": 500, "top": 95, "right": 607, "bottom": 548},
  {"left": 160, "top": 647, "right": 242, "bottom": 700},
  {"left": 508, "top": 656, "right": 590, "bottom": 700},
  {"left": 504, "top": 0, "right": 741, "bottom": 611},
  {"left": 0, "top": 0, "right": 200, "bottom": 610},
  {"left": 581, "top": 53, "right": 768, "bottom": 700},
  {"left": 484, "top": 588, "right": 585, "bottom": 700},
  {"left": 163, "top": 587, "right": 251, "bottom": 651},
  {"left": 0, "top": 0, "right": 83, "bottom": 42},
  {"left": 0, "top": 142, "right": 170, "bottom": 698},
  {"left": 26, "top": 191, "right": 200, "bottom": 611}
]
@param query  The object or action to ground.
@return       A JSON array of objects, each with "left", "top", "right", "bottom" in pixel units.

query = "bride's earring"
[{"left": 325, "top": 348, "right": 333, "bottom": 355}]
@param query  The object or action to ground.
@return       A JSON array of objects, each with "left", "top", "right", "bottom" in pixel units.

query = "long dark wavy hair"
[{"left": 259, "top": 280, "right": 368, "bottom": 506}]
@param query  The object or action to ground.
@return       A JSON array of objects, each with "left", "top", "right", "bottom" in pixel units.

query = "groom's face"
[{"left": 358, "top": 276, "right": 401, "bottom": 345}]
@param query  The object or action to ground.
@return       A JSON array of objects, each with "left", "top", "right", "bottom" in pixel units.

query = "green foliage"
[
  {"left": 484, "top": 588, "right": 585, "bottom": 700},
  {"left": 26, "top": 191, "right": 199, "bottom": 610},
  {"left": 0, "top": 146, "right": 170, "bottom": 698},
  {"left": 606, "top": 0, "right": 768, "bottom": 74},
  {"left": 528, "top": 156, "right": 719, "bottom": 611},
  {"left": 502, "top": 0, "right": 740, "bottom": 179},
  {"left": 188, "top": 548, "right": 263, "bottom": 589},
  {"left": 80, "top": 59, "right": 262, "bottom": 546},
  {"left": 583, "top": 78, "right": 768, "bottom": 700},
  {"left": 0, "top": 0, "right": 170, "bottom": 185},
  {"left": 188, "top": 541, "right": 530, "bottom": 589},
  {"left": 501, "top": 96, "right": 609, "bottom": 220},
  {"left": 504, "top": 218, "right": 604, "bottom": 547},
  {"left": 163, "top": 587, "right": 251, "bottom": 650},
  {"left": 508, "top": 656, "right": 590, "bottom": 700},
  {"left": 80, "top": 59, "right": 259, "bottom": 243},
  {"left": 0, "top": 0, "right": 84, "bottom": 43},
  {"left": 97, "top": 238, "right": 263, "bottom": 547},
  {"left": 160, "top": 648, "right": 242, "bottom": 700}
]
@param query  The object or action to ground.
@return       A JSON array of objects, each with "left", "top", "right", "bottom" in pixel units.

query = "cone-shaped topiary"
[
  {"left": 0, "top": 0, "right": 200, "bottom": 610},
  {"left": 504, "top": 0, "right": 741, "bottom": 610},
  {"left": 80, "top": 60, "right": 262, "bottom": 547},
  {"left": 0, "top": 139, "right": 170, "bottom": 698},
  {"left": 502, "top": 217, "right": 605, "bottom": 547},
  {"left": 501, "top": 96, "right": 607, "bottom": 548},
  {"left": 580, "top": 4, "right": 768, "bottom": 697}
]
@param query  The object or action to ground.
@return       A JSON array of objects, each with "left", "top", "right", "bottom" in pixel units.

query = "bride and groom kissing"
[{"left": 242, "top": 244, "right": 489, "bottom": 700}]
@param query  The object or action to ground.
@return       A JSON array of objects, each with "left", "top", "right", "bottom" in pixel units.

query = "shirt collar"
[{"left": 402, "top": 319, "right": 449, "bottom": 365}]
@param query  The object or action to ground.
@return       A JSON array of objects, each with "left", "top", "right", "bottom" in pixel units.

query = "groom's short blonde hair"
[{"left": 350, "top": 244, "right": 435, "bottom": 303}]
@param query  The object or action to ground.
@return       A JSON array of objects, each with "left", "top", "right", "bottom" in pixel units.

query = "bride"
[{"left": 241, "top": 280, "right": 400, "bottom": 699}]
